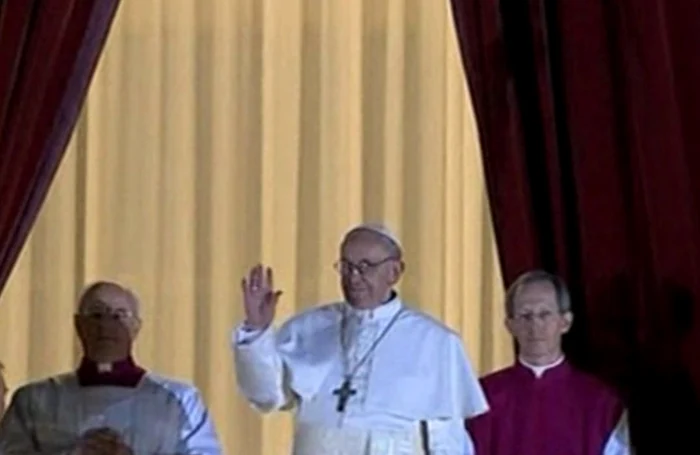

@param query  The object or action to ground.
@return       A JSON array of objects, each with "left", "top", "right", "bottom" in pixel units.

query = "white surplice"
[
  {"left": 233, "top": 297, "right": 488, "bottom": 455},
  {"left": 0, "top": 372, "right": 222, "bottom": 454}
]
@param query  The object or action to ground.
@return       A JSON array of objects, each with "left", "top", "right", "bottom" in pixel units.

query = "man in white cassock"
[
  {"left": 0, "top": 281, "right": 222, "bottom": 455},
  {"left": 232, "top": 223, "right": 488, "bottom": 454}
]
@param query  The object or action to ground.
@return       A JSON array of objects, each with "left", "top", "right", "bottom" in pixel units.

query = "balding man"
[
  {"left": 0, "top": 281, "right": 222, "bottom": 455},
  {"left": 232, "top": 223, "right": 488, "bottom": 454},
  {"left": 466, "top": 270, "right": 630, "bottom": 455}
]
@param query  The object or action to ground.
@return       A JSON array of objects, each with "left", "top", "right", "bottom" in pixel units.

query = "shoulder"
[
  {"left": 565, "top": 365, "right": 625, "bottom": 425},
  {"left": 278, "top": 301, "right": 342, "bottom": 333},
  {"left": 568, "top": 366, "right": 622, "bottom": 402},
  {"left": 8, "top": 373, "right": 77, "bottom": 413},
  {"left": 480, "top": 365, "right": 519, "bottom": 394},
  {"left": 400, "top": 304, "right": 462, "bottom": 341},
  {"left": 142, "top": 374, "right": 205, "bottom": 402},
  {"left": 140, "top": 375, "right": 214, "bottom": 427},
  {"left": 11, "top": 372, "right": 76, "bottom": 399},
  {"left": 141, "top": 375, "right": 212, "bottom": 414}
]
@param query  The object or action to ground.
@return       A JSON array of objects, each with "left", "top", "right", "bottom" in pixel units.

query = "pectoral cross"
[{"left": 332, "top": 378, "right": 356, "bottom": 413}]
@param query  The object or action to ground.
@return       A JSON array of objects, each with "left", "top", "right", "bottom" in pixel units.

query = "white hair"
[
  {"left": 344, "top": 222, "right": 403, "bottom": 258},
  {"left": 77, "top": 281, "right": 140, "bottom": 315}
]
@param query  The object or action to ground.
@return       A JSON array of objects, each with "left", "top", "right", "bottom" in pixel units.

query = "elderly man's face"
[
  {"left": 506, "top": 281, "right": 572, "bottom": 364},
  {"left": 337, "top": 230, "right": 402, "bottom": 309},
  {"left": 74, "top": 284, "right": 141, "bottom": 363}
]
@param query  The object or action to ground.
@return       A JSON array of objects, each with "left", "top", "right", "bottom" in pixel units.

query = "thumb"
[{"left": 272, "top": 290, "right": 283, "bottom": 304}]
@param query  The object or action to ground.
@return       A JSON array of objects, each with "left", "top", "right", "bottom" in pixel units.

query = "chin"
[
  {"left": 344, "top": 291, "right": 366, "bottom": 302},
  {"left": 351, "top": 300, "right": 383, "bottom": 310},
  {"left": 522, "top": 344, "right": 552, "bottom": 356}
]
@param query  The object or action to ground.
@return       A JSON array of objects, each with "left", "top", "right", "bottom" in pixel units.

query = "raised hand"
[{"left": 241, "top": 264, "right": 283, "bottom": 330}]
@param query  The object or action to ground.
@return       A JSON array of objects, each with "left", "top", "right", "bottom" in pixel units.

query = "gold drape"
[{"left": 0, "top": 1, "right": 512, "bottom": 453}]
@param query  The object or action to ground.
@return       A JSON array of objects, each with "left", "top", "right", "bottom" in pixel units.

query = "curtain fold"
[
  {"left": 0, "top": 0, "right": 121, "bottom": 292},
  {"left": 0, "top": 1, "right": 511, "bottom": 454},
  {"left": 450, "top": 0, "right": 700, "bottom": 451}
]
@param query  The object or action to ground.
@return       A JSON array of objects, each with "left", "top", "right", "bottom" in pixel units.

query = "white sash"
[{"left": 292, "top": 422, "right": 426, "bottom": 455}]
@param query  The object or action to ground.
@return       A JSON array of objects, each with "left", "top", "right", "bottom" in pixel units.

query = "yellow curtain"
[{"left": 0, "top": 0, "right": 513, "bottom": 453}]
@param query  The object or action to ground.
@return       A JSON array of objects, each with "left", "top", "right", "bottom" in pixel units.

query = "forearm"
[{"left": 232, "top": 325, "right": 292, "bottom": 412}]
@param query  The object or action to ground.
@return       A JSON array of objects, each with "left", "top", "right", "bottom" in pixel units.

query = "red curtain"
[
  {"left": 0, "top": 0, "right": 120, "bottom": 293},
  {"left": 451, "top": 0, "right": 700, "bottom": 450}
]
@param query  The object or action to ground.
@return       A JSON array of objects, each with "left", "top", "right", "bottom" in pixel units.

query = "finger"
[
  {"left": 247, "top": 266, "right": 255, "bottom": 287},
  {"left": 85, "top": 428, "right": 121, "bottom": 442},
  {"left": 241, "top": 278, "right": 248, "bottom": 297},
  {"left": 265, "top": 267, "right": 274, "bottom": 290},
  {"left": 251, "top": 264, "right": 262, "bottom": 289},
  {"left": 82, "top": 437, "right": 119, "bottom": 452},
  {"left": 97, "top": 427, "right": 123, "bottom": 438},
  {"left": 83, "top": 427, "right": 117, "bottom": 437},
  {"left": 264, "top": 290, "right": 283, "bottom": 308}
]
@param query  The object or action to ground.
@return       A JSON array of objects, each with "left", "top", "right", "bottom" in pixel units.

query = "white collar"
[
  {"left": 96, "top": 362, "right": 113, "bottom": 373},
  {"left": 342, "top": 295, "right": 402, "bottom": 321},
  {"left": 519, "top": 355, "right": 565, "bottom": 378}
]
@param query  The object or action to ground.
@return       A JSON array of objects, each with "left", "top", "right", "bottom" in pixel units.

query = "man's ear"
[
  {"left": 504, "top": 317, "right": 516, "bottom": 336},
  {"left": 73, "top": 314, "right": 82, "bottom": 335},
  {"left": 389, "top": 261, "right": 405, "bottom": 284},
  {"left": 129, "top": 317, "right": 142, "bottom": 339},
  {"left": 561, "top": 311, "right": 574, "bottom": 334}
]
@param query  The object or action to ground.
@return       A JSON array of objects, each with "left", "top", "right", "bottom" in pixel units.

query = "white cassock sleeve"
[
  {"left": 0, "top": 390, "right": 72, "bottom": 454},
  {"left": 603, "top": 410, "right": 632, "bottom": 455},
  {"left": 232, "top": 325, "right": 296, "bottom": 412}
]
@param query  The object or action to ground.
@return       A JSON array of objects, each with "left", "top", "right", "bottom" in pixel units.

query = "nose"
[
  {"left": 525, "top": 320, "right": 544, "bottom": 336},
  {"left": 341, "top": 266, "right": 359, "bottom": 279},
  {"left": 347, "top": 272, "right": 365, "bottom": 285}
]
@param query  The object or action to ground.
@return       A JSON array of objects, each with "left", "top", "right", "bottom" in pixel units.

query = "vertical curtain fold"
[
  {"left": 0, "top": 2, "right": 511, "bottom": 453},
  {"left": 0, "top": 0, "right": 121, "bottom": 291},
  {"left": 450, "top": 0, "right": 700, "bottom": 450}
]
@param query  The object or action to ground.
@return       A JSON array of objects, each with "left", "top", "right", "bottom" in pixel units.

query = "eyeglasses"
[
  {"left": 512, "top": 310, "right": 558, "bottom": 323},
  {"left": 333, "top": 257, "right": 397, "bottom": 276},
  {"left": 78, "top": 309, "right": 135, "bottom": 321}
]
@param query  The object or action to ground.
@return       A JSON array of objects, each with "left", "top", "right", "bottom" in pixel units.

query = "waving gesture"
[{"left": 241, "top": 264, "right": 283, "bottom": 329}]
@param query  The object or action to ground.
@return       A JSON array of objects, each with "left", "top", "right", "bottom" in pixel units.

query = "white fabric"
[
  {"left": 602, "top": 410, "right": 632, "bottom": 455},
  {"left": 517, "top": 356, "right": 565, "bottom": 378},
  {"left": 518, "top": 358, "right": 632, "bottom": 455},
  {"left": 292, "top": 422, "right": 424, "bottom": 455},
  {"left": 0, "top": 372, "right": 221, "bottom": 454},
  {"left": 233, "top": 297, "right": 488, "bottom": 454}
]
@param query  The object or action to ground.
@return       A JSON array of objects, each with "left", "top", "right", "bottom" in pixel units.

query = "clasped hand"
[{"left": 77, "top": 427, "right": 133, "bottom": 455}]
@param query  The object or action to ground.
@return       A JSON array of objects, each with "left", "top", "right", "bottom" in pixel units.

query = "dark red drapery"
[
  {"left": 0, "top": 0, "right": 120, "bottom": 293},
  {"left": 451, "top": 0, "right": 700, "bottom": 450}
]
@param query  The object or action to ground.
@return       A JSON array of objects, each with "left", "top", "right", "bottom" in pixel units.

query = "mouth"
[{"left": 346, "top": 285, "right": 366, "bottom": 293}]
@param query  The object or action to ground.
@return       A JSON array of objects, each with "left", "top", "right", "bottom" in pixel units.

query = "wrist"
[{"left": 242, "top": 321, "right": 268, "bottom": 332}]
